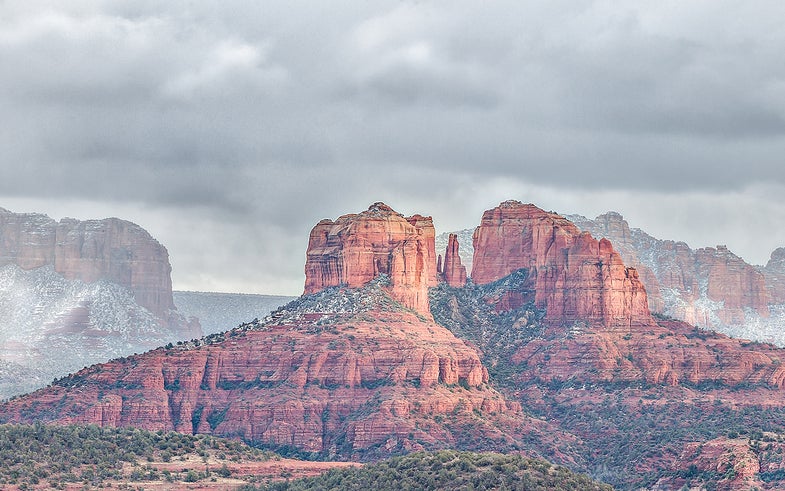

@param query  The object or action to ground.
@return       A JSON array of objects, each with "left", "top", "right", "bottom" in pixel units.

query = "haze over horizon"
[{"left": 2, "top": 1, "right": 785, "bottom": 296}]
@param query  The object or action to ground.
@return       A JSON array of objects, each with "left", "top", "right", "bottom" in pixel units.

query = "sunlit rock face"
[
  {"left": 471, "top": 201, "right": 652, "bottom": 329},
  {"left": 304, "top": 203, "right": 438, "bottom": 317}
]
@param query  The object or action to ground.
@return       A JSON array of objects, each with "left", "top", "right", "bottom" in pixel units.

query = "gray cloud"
[{"left": 2, "top": 0, "right": 785, "bottom": 293}]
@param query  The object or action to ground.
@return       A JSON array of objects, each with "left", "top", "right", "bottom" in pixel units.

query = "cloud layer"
[{"left": 2, "top": 1, "right": 785, "bottom": 294}]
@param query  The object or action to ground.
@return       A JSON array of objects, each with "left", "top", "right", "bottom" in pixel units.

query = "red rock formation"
[
  {"left": 471, "top": 201, "right": 652, "bottom": 329},
  {"left": 656, "top": 436, "right": 769, "bottom": 490},
  {"left": 632, "top": 243, "right": 769, "bottom": 327},
  {"left": 511, "top": 317, "right": 785, "bottom": 388},
  {"left": 304, "top": 203, "right": 437, "bottom": 317},
  {"left": 695, "top": 246, "right": 770, "bottom": 324},
  {"left": 441, "top": 233, "right": 467, "bottom": 288},
  {"left": 0, "top": 305, "right": 542, "bottom": 458},
  {"left": 572, "top": 212, "right": 772, "bottom": 330},
  {"left": 570, "top": 212, "right": 665, "bottom": 312},
  {"left": 0, "top": 208, "right": 175, "bottom": 319}
]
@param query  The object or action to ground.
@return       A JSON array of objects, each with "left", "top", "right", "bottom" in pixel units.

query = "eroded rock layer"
[
  {"left": 570, "top": 211, "right": 775, "bottom": 335},
  {"left": 0, "top": 287, "right": 550, "bottom": 460}
]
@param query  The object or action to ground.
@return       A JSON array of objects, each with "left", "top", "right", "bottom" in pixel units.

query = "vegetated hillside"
[
  {"left": 173, "top": 290, "right": 295, "bottom": 335},
  {"left": 431, "top": 273, "right": 785, "bottom": 490},
  {"left": 0, "top": 423, "right": 278, "bottom": 489},
  {"left": 429, "top": 271, "right": 545, "bottom": 387},
  {"left": 243, "top": 450, "right": 612, "bottom": 491}
]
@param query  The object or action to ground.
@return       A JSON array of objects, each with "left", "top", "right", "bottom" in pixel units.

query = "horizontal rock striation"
[{"left": 0, "top": 296, "right": 533, "bottom": 458}]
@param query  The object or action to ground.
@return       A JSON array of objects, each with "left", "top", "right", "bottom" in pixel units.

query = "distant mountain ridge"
[
  {"left": 568, "top": 211, "right": 785, "bottom": 345},
  {"left": 437, "top": 211, "right": 785, "bottom": 346},
  {"left": 0, "top": 207, "right": 176, "bottom": 319},
  {"left": 173, "top": 291, "right": 295, "bottom": 335}
]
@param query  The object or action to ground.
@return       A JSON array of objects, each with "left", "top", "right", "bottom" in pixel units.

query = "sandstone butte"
[
  {"left": 304, "top": 202, "right": 438, "bottom": 318},
  {"left": 471, "top": 200, "right": 652, "bottom": 329},
  {"left": 0, "top": 207, "right": 175, "bottom": 321},
  {"left": 12, "top": 200, "right": 785, "bottom": 473}
]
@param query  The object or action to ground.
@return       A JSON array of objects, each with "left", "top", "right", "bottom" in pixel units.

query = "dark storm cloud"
[
  {"left": 4, "top": 1, "right": 785, "bottom": 195},
  {"left": 3, "top": 0, "right": 785, "bottom": 292}
]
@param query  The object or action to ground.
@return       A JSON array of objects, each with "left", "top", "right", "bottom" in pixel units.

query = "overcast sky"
[{"left": 2, "top": 0, "right": 785, "bottom": 295}]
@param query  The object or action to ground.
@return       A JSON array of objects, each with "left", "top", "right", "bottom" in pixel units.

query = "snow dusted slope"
[
  {"left": 0, "top": 360, "right": 46, "bottom": 400},
  {"left": 0, "top": 264, "right": 197, "bottom": 399},
  {"left": 173, "top": 291, "right": 294, "bottom": 335},
  {"left": 569, "top": 212, "right": 785, "bottom": 347}
]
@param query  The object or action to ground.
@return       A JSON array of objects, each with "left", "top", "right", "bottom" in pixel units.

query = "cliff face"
[
  {"left": 695, "top": 246, "right": 769, "bottom": 322},
  {"left": 0, "top": 286, "right": 550, "bottom": 460},
  {"left": 0, "top": 207, "right": 200, "bottom": 400},
  {"left": 304, "top": 203, "right": 437, "bottom": 317},
  {"left": 471, "top": 201, "right": 652, "bottom": 329},
  {"left": 0, "top": 203, "right": 579, "bottom": 461},
  {"left": 570, "top": 212, "right": 779, "bottom": 341},
  {"left": 0, "top": 208, "right": 175, "bottom": 319}
]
